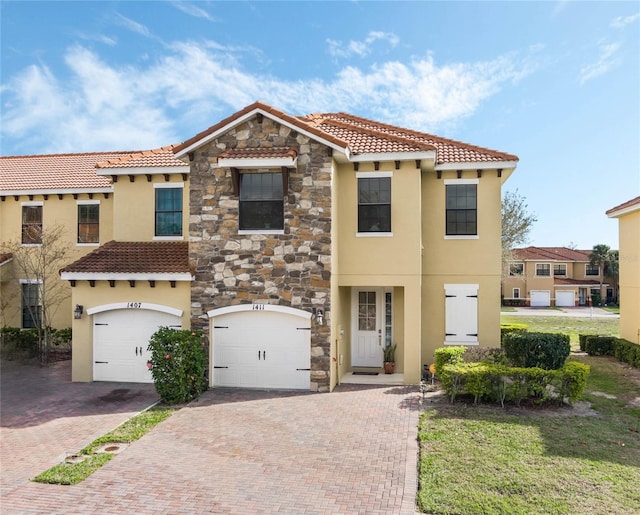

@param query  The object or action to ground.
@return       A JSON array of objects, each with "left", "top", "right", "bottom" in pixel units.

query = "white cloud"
[
  {"left": 170, "top": 1, "right": 218, "bottom": 22},
  {"left": 0, "top": 42, "right": 534, "bottom": 153},
  {"left": 610, "top": 13, "right": 640, "bottom": 29},
  {"left": 115, "top": 13, "right": 151, "bottom": 37},
  {"left": 578, "top": 42, "right": 621, "bottom": 85},
  {"left": 327, "top": 31, "right": 399, "bottom": 59}
]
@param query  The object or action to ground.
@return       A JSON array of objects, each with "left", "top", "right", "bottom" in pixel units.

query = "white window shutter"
[{"left": 444, "top": 285, "right": 479, "bottom": 344}]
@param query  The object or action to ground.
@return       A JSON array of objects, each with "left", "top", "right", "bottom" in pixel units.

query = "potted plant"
[{"left": 383, "top": 343, "right": 396, "bottom": 374}]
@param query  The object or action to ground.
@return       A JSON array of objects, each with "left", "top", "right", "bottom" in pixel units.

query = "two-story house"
[
  {"left": 1, "top": 102, "right": 518, "bottom": 392},
  {"left": 607, "top": 196, "right": 640, "bottom": 343},
  {"left": 502, "top": 246, "right": 608, "bottom": 307}
]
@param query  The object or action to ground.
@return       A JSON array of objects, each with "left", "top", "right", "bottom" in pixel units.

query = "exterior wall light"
[{"left": 74, "top": 304, "right": 84, "bottom": 319}]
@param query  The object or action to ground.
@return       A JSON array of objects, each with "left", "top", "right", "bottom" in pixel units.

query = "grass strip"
[{"left": 32, "top": 406, "right": 173, "bottom": 485}]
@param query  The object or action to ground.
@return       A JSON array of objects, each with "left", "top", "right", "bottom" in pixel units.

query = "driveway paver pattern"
[{"left": 1, "top": 362, "right": 421, "bottom": 514}]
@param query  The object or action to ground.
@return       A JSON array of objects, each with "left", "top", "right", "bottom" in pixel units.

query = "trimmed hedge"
[
  {"left": 440, "top": 360, "right": 590, "bottom": 407},
  {"left": 503, "top": 332, "right": 570, "bottom": 370},
  {"left": 583, "top": 336, "right": 640, "bottom": 369},
  {"left": 500, "top": 323, "right": 528, "bottom": 343},
  {"left": 434, "top": 346, "right": 465, "bottom": 375}
]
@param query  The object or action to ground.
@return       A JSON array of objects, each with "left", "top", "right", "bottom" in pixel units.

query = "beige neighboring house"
[
  {"left": 607, "top": 196, "right": 640, "bottom": 344},
  {"left": 1, "top": 101, "right": 519, "bottom": 391},
  {"left": 502, "top": 246, "right": 609, "bottom": 307}
]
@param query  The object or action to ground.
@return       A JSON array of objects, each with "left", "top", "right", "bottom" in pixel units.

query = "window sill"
[
  {"left": 77, "top": 243, "right": 100, "bottom": 247},
  {"left": 238, "top": 229, "right": 285, "bottom": 235},
  {"left": 20, "top": 243, "right": 43, "bottom": 247},
  {"left": 153, "top": 236, "right": 184, "bottom": 241},
  {"left": 444, "top": 235, "right": 479, "bottom": 240},
  {"left": 444, "top": 340, "right": 479, "bottom": 346},
  {"left": 356, "top": 232, "right": 393, "bottom": 238}
]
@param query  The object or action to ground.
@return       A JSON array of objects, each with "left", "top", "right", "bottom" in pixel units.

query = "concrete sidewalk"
[{"left": 503, "top": 306, "right": 619, "bottom": 318}]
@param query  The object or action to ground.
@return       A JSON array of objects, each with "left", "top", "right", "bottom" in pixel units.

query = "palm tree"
[{"left": 589, "top": 244, "right": 612, "bottom": 306}]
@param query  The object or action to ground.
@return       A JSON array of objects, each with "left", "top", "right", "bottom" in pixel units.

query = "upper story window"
[
  {"left": 445, "top": 182, "right": 477, "bottom": 237},
  {"left": 357, "top": 174, "right": 391, "bottom": 233},
  {"left": 155, "top": 185, "right": 183, "bottom": 237},
  {"left": 509, "top": 263, "right": 524, "bottom": 276},
  {"left": 586, "top": 264, "right": 599, "bottom": 276},
  {"left": 77, "top": 202, "right": 99, "bottom": 244},
  {"left": 239, "top": 172, "right": 284, "bottom": 231},
  {"left": 553, "top": 264, "right": 567, "bottom": 276},
  {"left": 536, "top": 263, "right": 551, "bottom": 276},
  {"left": 22, "top": 204, "right": 43, "bottom": 244}
]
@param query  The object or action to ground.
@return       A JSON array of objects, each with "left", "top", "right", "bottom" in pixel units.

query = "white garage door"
[
  {"left": 530, "top": 290, "right": 551, "bottom": 307},
  {"left": 93, "top": 309, "right": 181, "bottom": 383},
  {"left": 211, "top": 307, "right": 311, "bottom": 390},
  {"left": 556, "top": 291, "right": 575, "bottom": 307}
]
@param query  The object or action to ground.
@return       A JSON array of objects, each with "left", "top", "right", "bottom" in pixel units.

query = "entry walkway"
[{"left": 1, "top": 361, "right": 421, "bottom": 514}]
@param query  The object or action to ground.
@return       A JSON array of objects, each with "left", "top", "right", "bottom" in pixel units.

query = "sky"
[{"left": 1, "top": 1, "right": 639, "bottom": 250}]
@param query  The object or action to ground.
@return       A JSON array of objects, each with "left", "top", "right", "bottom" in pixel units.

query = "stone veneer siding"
[{"left": 189, "top": 115, "right": 332, "bottom": 392}]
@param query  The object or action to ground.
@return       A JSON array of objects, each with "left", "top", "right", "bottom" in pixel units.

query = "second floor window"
[
  {"left": 239, "top": 172, "right": 284, "bottom": 231},
  {"left": 510, "top": 263, "right": 524, "bottom": 276},
  {"left": 446, "top": 184, "right": 477, "bottom": 236},
  {"left": 553, "top": 264, "right": 567, "bottom": 276},
  {"left": 155, "top": 188, "right": 183, "bottom": 236},
  {"left": 586, "top": 264, "right": 599, "bottom": 276},
  {"left": 78, "top": 204, "right": 99, "bottom": 243},
  {"left": 22, "top": 205, "right": 42, "bottom": 244},
  {"left": 536, "top": 263, "right": 551, "bottom": 276},
  {"left": 358, "top": 177, "right": 391, "bottom": 233}
]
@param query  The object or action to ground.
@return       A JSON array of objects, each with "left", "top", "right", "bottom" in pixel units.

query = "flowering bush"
[{"left": 147, "top": 327, "right": 208, "bottom": 404}]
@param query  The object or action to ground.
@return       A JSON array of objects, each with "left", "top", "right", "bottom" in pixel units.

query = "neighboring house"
[
  {"left": 1, "top": 101, "right": 519, "bottom": 392},
  {"left": 607, "top": 196, "right": 640, "bottom": 344},
  {"left": 502, "top": 246, "right": 609, "bottom": 307}
]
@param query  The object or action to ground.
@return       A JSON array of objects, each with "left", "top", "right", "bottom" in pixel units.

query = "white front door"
[{"left": 351, "top": 288, "right": 392, "bottom": 367}]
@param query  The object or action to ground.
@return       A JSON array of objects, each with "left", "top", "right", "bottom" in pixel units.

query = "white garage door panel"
[
  {"left": 530, "top": 291, "right": 550, "bottom": 307},
  {"left": 94, "top": 309, "right": 181, "bottom": 383},
  {"left": 212, "top": 310, "right": 310, "bottom": 390},
  {"left": 556, "top": 291, "right": 575, "bottom": 307}
]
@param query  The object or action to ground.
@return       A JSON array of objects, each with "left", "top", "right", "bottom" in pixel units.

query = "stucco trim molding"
[
  {"left": 208, "top": 303, "right": 312, "bottom": 320},
  {"left": 87, "top": 302, "right": 183, "bottom": 317}
]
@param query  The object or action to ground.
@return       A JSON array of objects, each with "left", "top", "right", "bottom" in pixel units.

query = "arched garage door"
[
  {"left": 209, "top": 305, "right": 311, "bottom": 390},
  {"left": 93, "top": 308, "right": 182, "bottom": 383}
]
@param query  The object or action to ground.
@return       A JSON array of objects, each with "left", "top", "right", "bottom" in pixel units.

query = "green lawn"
[{"left": 417, "top": 320, "right": 640, "bottom": 514}]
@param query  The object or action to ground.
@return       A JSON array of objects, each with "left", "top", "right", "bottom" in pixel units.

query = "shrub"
[
  {"left": 578, "top": 334, "right": 597, "bottom": 352},
  {"left": 463, "top": 347, "right": 507, "bottom": 365},
  {"left": 500, "top": 323, "right": 528, "bottom": 343},
  {"left": 502, "top": 332, "right": 570, "bottom": 370},
  {"left": 434, "top": 346, "right": 465, "bottom": 374},
  {"left": 584, "top": 336, "right": 617, "bottom": 356},
  {"left": 557, "top": 361, "right": 591, "bottom": 403},
  {"left": 0, "top": 327, "right": 39, "bottom": 360},
  {"left": 147, "top": 327, "right": 208, "bottom": 405},
  {"left": 612, "top": 339, "right": 640, "bottom": 368}
]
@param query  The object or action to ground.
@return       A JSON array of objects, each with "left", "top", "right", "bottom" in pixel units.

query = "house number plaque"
[
  {"left": 252, "top": 304, "right": 265, "bottom": 310},
  {"left": 127, "top": 302, "right": 143, "bottom": 309}
]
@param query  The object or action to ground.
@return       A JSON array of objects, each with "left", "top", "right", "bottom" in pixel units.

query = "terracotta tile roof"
[
  {"left": 61, "top": 241, "right": 191, "bottom": 274},
  {"left": 96, "top": 145, "right": 185, "bottom": 169},
  {"left": 300, "top": 112, "right": 518, "bottom": 164},
  {"left": 218, "top": 147, "right": 298, "bottom": 160},
  {"left": 606, "top": 195, "right": 640, "bottom": 216},
  {"left": 0, "top": 253, "right": 13, "bottom": 266},
  {"left": 554, "top": 278, "right": 604, "bottom": 286},
  {"left": 513, "top": 246, "right": 592, "bottom": 262},
  {"left": 0, "top": 152, "right": 133, "bottom": 192},
  {"left": 173, "top": 101, "right": 517, "bottom": 165}
]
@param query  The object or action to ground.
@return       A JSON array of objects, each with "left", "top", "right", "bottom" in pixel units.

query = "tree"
[
  {"left": 589, "top": 244, "right": 616, "bottom": 306},
  {"left": 1, "top": 224, "right": 71, "bottom": 364},
  {"left": 501, "top": 190, "right": 538, "bottom": 274}
]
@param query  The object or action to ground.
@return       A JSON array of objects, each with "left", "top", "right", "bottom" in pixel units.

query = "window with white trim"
[
  {"left": 239, "top": 172, "right": 284, "bottom": 231},
  {"left": 357, "top": 174, "right": 391, "bottom": 233},
  {"left": 536, "top": 263, "right": 551, "bottom": 276},
  {"left": 22, "top": 204, "right": 43, "bottom": 244},
  {"left": 510, "top": 263, "right": 524, "bottom": 276},
  {"left": 445, "top": 180, "right": 477, "bottom": 236},
  {"left": 444, "top": 284, "right": 479, "bottom": 345},
  {"left": 77, "top": 202, "right": 99, "bottom": 244},
  {"left": 553, "top": 264, "right": 567, "bottom": 276},
  {"left": 155, "top": 185, "right": 183, "bottom": 237},
  {"left": 513, "top": 288, "right": 520, "bottom": 299},
  {"left": 586, "top": 264, "right": 599, "bottom": 276}
]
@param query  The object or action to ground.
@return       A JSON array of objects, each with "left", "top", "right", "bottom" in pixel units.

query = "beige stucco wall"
[
  {"left": 70, "top": 281, "right": 191, "bottom": 381},
  {"left": 334, "top": 161, "right": 423, "bottom": 384},
  {"left": 111, "top": 175, "right": 188, "bottom": 242},
  {"left": 421, "top": 169, "right": 504, "bottom": 363},
  {"left": 618, "top": 210, "right": 640, "bottom": 343},
  {"left": 0, "top": 194, "right": 113, "bottom": 329}
]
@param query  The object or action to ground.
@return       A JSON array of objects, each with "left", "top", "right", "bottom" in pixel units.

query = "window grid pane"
[
  {"left": 446, "top": 185, "right": 477, "bottom": 236},
  {"left": 78, "top": 205, "right": 99, "bottom": 243},
  {"left": 358, "top": 177, "right": 391, "bottom": 233},
  {"left": 22, "top": 206, "right": 42, "bottom": 244},
  {"left": 358, "top": 291, "right": 376, "bottom": 331},
  {"left": 155, "top": 188, "right": 183, "bottom": 236},
  {"left": 239, "top": 173, "right": 284, "bottom": 230}
]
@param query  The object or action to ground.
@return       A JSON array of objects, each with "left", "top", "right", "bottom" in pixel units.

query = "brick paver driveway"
[{"left": 1, "top": 361, "right": 421, "bottom": 514}]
